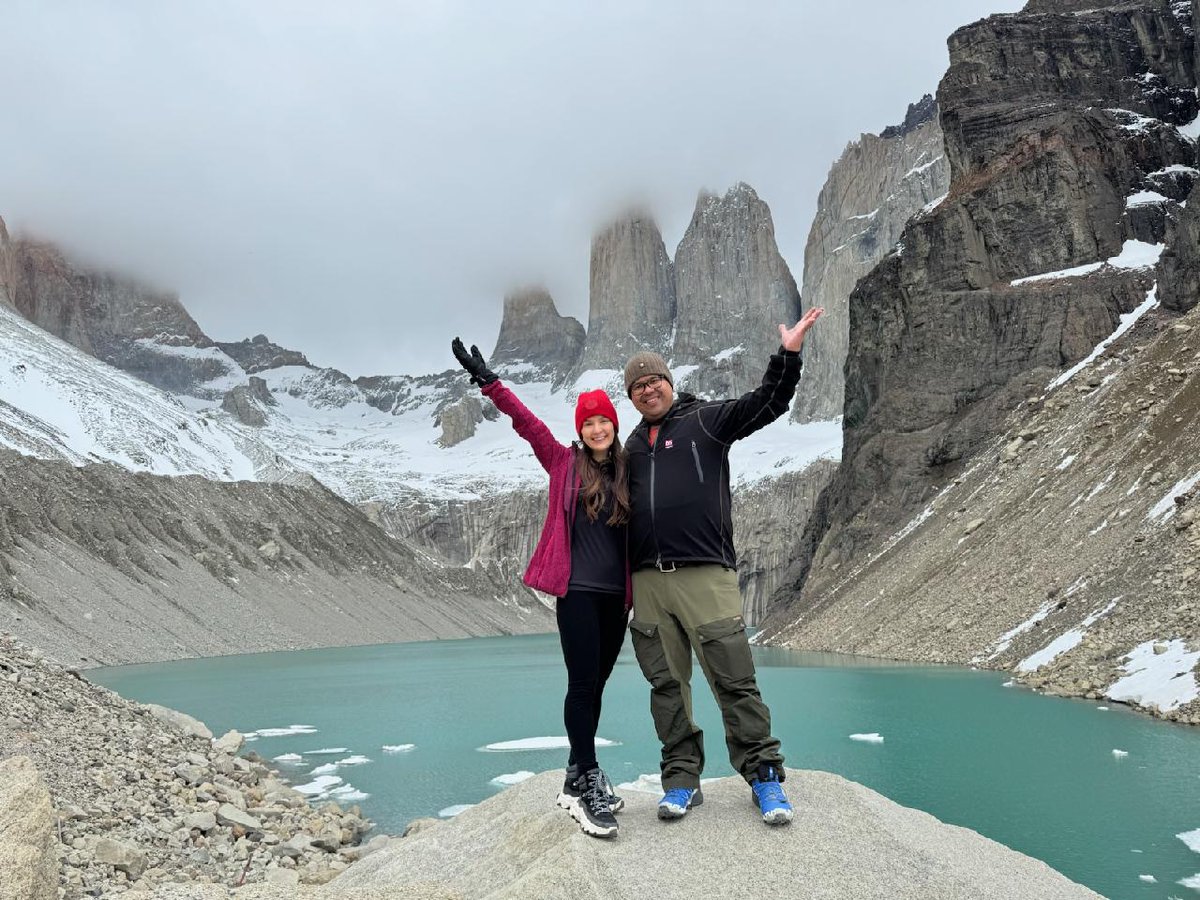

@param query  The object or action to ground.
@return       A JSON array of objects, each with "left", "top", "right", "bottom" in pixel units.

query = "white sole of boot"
[{"left": 564, "top": 797, "right": 618, "bottom": 838}]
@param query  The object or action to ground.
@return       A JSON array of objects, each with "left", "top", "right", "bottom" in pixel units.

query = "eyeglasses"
[{"left": 630, "top": 374, "right": 665, "bottom": 397}]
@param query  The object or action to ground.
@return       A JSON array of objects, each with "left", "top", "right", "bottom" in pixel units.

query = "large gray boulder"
[
  {"left": 328, "top": 770, "right": 1098, "bottom": 899},
  {"left": 0, "top": 756, "right": 57, "bottom": 900}
]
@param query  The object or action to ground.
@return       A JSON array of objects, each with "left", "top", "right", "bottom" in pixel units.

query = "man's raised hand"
[{"left": 779, "top": 307, "right": 825, "bottom": 353}]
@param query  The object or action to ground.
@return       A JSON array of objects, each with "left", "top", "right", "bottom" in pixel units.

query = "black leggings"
[{"left": 556, "top": 589, "right": 629, "bottom": 773}]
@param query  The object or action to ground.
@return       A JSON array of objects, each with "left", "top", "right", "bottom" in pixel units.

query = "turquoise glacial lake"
[{"left": 90, "top": 634, "right": 1200, "bottom": 899}]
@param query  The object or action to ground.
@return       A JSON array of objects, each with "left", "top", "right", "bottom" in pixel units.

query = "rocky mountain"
[
  {"left": 2, "top": 178, "right": 835, "bottom": 630},
  {"left": 672, "top": 183, "right": 802, "bottom": 398},
  {"left": 215, "top": 334, "right": 311, "bottom": 374},
  {"left": 792, "top": 95, "right": 950, "bottom": 423},
  {"left": 761, "top": 0, "right": 1199, "bottom": 721},
  {"left": 0, "top": 221, "right": 241, "bottom": 398},
  {"left": 575, "top": 212, "right": 677, "bottom": 375},
  {"left": 489, "top": 286, "right": 586, "bottom": 385}
]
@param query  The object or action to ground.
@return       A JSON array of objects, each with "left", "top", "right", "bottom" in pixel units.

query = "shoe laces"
[
  {"left": 580, "top": 770, "right": 611, "bottom": 808},
  {"left": 754, "top": 779, "right": 787, "bottom": 806},
  {"left": 661, "top": 787, "right": 693, "bottom": 806}
]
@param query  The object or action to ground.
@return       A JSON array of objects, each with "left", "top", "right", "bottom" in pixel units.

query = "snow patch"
[
  {"left": 984, "top": 602, "right": 1055, "bottom": 662},
  {"left": 1147, "top": 471, "right": 1200, "bottom": 523},
  {"left": 1014, "top": 241, "right": 1163, "bottom": 287},
  {"left": 1048, "top": 286, "right": 1159, "bottom": 390},
  {"left": 1106, "top": 639, "right": 1200, "bottom": 711},
  {"left": 1017, "top": 599, "right": 1119, "bottom": 672}
]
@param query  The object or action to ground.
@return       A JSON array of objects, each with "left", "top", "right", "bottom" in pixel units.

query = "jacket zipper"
[
  {"left": 649, "top": 425, "right": 663, "bottom": 568},
  {"left": 690, "top": 440, "right": 704, "bottom": 483}
]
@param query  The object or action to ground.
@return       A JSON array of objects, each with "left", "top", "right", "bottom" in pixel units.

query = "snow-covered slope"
[
  {"left": 2, "top": 298, "right": 840, "bottom": 522},
  {"left": 0, "top": 304, "right": 262, "bottom": 480},
  {"left": 2, "top": 300, "right": 842, "bottom": 508},
  {"left": 208, "top": 362, "right": 842, "bottom": 504}
]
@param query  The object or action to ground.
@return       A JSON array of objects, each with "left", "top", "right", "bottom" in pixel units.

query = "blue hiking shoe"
[
  {"left": 750, "top": 765, "right": 793, "bottom": 825},
  {"left": 657, "top": 786, "right": 703, "bottom": 820}
]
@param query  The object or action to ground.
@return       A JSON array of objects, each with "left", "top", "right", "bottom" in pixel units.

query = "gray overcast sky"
[{"left": 0, "top": 0, "right": 1022, "bottom": 378}]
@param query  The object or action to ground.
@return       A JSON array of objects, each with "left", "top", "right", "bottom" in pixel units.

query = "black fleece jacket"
[{"left": 626, "top": 348, "right": 803, "bottom": 572}]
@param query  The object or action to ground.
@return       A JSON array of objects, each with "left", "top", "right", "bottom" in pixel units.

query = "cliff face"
[
  {"left": 793, "top": 96, "right": 950, "bottom": 423},
  {"left": 489, "top": 286, "right": 586, "bottom": 385},
  {"left": 761, "top": 0, "right": 1199, "bottom": 716},
  {"left": 671, "top": 184, "right": 802, "bottom": 398},
  {"left": 733, "top": 459, "right": 839, "bottom": 624},
  {"left": 214, "top": 334, "right": 311, "bottom": 373},
  {"left": 575, "top": 213, "right": 676, "bottom": 374},
  {"left": 4, "top": 234, "right": 240, "bottom": 396}
]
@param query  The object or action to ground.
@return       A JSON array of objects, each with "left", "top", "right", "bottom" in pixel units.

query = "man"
[{"left": 623, "top": 307, "right": 823, "bottom": 826}]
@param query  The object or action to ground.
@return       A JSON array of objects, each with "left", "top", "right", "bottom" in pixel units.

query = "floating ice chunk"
[
  {"left": 1002, "top": 680, "right": 1015, "bottom": 687},
  {"left": 1138, "top": 874, "right": 1156, "bottom": 883},
  {"left": 1112, "top": 749, "right": 1129, "bottom": 758},
  {"left": 1180, "top": 872, "right": 1200, "bottom": 890},
  {"left": 1178, "top": 828, "right": 1200, "bottom": 854},
  {"left": 294, "top": 775, "right": 342, "bottom": 795},
  {"left": 272, "top": 753, "right": 303, "bottom": 763},
  {"left": 1107, "top": 640, "right": 1200, "bottom": 711},
  {"left": 616, "top": 773, "right": 718, "bottom": 794},
  {"left": 850, "top": 733, "right": 884, "bottom": 744},
  {"left": 1096, "top": 706, "right": 1109, "bottom": 711},
  {"left": 310, "top": 763, "right": 339, "bottom": 775},
  {"left": 481, "top": 736, "right": 619, "bottom": 752},
  {"left": 490, "top": 771, "right": 536, "bottom": 787},
  {"left": 382, "top": 744, "right": 415, "bottom": 753},
  {"left": 304, "top": 747, "right": 349, "bottom": 755},
  {"left": 245, "top": 725, "right": 318, "bottom": 738},
  {"left": 337, "top": 755, "right": 372, "bottom": 766},
  {"left": 327, "top": 784, "right": 370, "bottom": 801},
  {"left": 439, "top": 804, "right": 474, "bottom": 818}
]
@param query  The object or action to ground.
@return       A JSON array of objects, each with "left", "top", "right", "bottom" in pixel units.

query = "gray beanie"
[{"left": 624, "top": 352, "right": 673, "bottom": 397}]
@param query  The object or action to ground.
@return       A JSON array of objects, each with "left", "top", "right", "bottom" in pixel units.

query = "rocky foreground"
[{"left": 0, "top": 634, "right": 389, "bottom": 899}]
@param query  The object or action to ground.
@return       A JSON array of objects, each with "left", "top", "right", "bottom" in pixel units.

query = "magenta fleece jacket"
[{"left": 481, "top": 380, "right": 631, "bottom": 609}]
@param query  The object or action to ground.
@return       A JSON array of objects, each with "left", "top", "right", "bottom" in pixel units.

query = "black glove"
[{"left": 451, "top": 337, "right": 498, "bottom": 386}]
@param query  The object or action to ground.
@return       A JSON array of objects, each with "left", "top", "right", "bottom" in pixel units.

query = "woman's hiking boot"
[
  {"left": 557, "top": 767, "right": 618, "bottom": 838},
  {"left": 560, "top": 763, "right": 624, "bottom": 812}
]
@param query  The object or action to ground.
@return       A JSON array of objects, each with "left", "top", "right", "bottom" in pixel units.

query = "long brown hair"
[{"left": 575, "top": 436, "right": 630, "bottom": 525}]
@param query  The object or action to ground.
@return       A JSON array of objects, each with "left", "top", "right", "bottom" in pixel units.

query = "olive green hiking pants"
[{"left": 629, "top": 565, "right": 784, "bottom": 790}]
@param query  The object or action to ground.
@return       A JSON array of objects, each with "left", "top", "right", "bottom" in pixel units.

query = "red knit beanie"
[{"left": 575, "top": 389, "right": 619, "bottom": 436}]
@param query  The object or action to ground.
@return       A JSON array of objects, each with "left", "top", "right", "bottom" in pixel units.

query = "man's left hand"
[{"left": 779, "top": 307, "right": 825, "bottom": 352}]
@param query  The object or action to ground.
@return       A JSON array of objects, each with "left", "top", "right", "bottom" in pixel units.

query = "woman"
[{"left": 452, "top": 338, "right": 630, "bottom": 839}]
